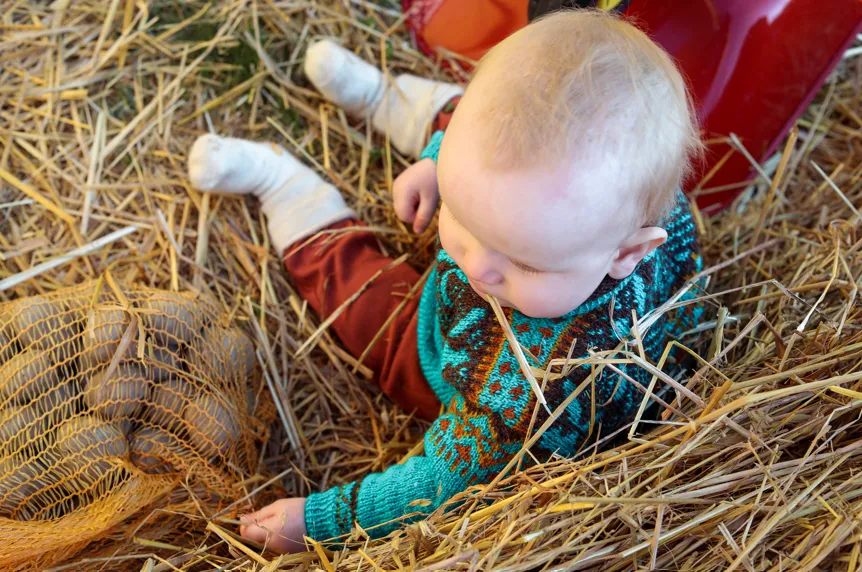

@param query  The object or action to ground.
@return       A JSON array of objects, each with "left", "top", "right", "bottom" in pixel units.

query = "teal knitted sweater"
[{"left": 304, "top": 131, "right": 703, "bottom": 542}]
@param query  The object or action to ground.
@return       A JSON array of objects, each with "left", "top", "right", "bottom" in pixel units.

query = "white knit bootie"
[
  {"left": 304, "top": 39, "right": 386, "bottom": 117},
  {"left": 188, "top": 134, "right": 355, "bottom": 254},
  {"left": 304, "top": 40, "right": 463, "bottom": 158}
]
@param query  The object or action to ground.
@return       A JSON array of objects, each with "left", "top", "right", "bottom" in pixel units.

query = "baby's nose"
[
  {"left": 463, "top": 251, "right": 504, "bottom": 286},
  {"left": 473, "top": 270, "right": 504, "bottom": 286}
]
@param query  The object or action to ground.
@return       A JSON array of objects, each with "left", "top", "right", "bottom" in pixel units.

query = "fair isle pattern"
[
  {"left": 303, "top": 132, "right": 703, "bottom": 542},
  {"left": 423, "top": 199, "right": 702, "bottom": 456}
]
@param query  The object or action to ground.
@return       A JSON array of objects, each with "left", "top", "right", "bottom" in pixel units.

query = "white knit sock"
[
  {"left": 371, "top": 75, "right": 463, "bottom": 158},
  {"left": 304, "top": 40, "right": 463, "bottom": 158},
  {"left": 188, "top": 135, "right": 355, "bottom": 254},
  {"left": 304, "top": 39, "right": 385, "bottom": 117}
]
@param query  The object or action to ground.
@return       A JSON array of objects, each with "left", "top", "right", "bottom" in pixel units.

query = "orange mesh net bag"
[{"left": 0, "top": 279, "right": 275, "bottom": 569}]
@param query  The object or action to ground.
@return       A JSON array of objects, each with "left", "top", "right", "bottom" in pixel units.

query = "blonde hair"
[{"left": 468, "top": 10, "right": 702, "bottom": 225}]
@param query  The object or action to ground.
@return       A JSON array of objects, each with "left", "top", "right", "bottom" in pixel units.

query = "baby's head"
[{"left": 437, "top": 10, "right": 701, "bottom": 318}]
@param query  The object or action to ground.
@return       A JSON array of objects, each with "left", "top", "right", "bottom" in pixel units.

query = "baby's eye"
[{"left": 511, "top": 260, "right": 541, "bottom": 275}]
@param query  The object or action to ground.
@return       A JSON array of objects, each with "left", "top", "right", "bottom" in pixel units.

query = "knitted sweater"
[{"left": 304, "top": 131, "right": 703, "bottom": 542}]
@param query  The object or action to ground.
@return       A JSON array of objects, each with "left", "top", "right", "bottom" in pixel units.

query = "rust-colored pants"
[
  {"left": 283, "top": 220, "right": 441, "bottom": 421},
  {"left": 282, "top": 99, "right": 461, "bottom": 422},
  {"left": 282, "top": 100, "right": 461, "bottom": 421}
]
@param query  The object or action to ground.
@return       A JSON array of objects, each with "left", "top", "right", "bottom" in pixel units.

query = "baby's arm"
[
  {"left": 240, "top": 395, "right": 520, "bottom": 551},
  {"left": 305, "top": 393, "right": 522, "bottom": 542}
]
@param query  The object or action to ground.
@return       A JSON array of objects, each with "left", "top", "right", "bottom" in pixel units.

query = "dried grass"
[{"left": 1, "top": 0, "right": 862, "bottom": 570}]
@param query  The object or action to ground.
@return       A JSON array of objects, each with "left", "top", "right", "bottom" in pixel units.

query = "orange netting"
[{"left": 0, "top": 279, "right": 275, "bottom": 569}]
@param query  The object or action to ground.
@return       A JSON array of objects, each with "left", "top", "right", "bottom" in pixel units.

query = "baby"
[{"left": 188, "top": 10, "right": 703, "bottom": 553}]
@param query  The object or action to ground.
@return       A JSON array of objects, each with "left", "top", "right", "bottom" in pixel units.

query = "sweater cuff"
[
  {"left": 420, "top": 131, "right": 444, "bottom": 163},
  {"left": 304, "top": 455, "right": 441, "bottom": 542},
  {"left": 304, "top": 482, "right": 357, "bottom": 542}
]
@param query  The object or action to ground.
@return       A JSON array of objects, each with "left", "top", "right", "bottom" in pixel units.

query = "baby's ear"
[{"left": 608, "top": 227, "right": 668, "bottom": 280}]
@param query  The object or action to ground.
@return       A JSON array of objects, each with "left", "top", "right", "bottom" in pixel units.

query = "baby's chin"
[
  {"left": 471, "top": 289, "right": 540, "bottom": 317},
  {"left": 492, "top": 295, "right": 577, "bottom": 319},
  {"left": 469, "top": 282, "right": 578, "bottom": 318},
  {"left": 469, "top": 282, "right": 510, "bottom": 308}
]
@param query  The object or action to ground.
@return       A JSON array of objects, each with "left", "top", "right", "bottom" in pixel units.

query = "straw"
[{"left": 2, "top": 1, "right": 862, "bottom": 570}]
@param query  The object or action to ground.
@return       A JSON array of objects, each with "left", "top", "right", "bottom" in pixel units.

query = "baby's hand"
[
  {"left": 393, "top": 158, "right": 439, "bottom": 233},
  {"left": 240, "top": 497, "right": 308, "bottom": 553}
]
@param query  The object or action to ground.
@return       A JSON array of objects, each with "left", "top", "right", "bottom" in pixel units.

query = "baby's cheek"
[
  {"left": 515, "top": 276, "right": 587, "bottom": 318},
  {"left": 438, "top": 218, "right": 460, "bottom": 259},
  {"left": 508, "top": 277, "right": 559, "bottom": 318}
]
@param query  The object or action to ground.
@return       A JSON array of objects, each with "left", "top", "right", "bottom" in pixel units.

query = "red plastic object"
[
  {"left": 625, "top": 0, "right": 862, "bottom": 214},
  {"left": 405, "top": 0, "right": 862, "bottom": 214}
]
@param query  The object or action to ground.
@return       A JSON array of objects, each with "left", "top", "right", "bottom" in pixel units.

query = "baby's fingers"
[
  {"left": 413, "top": 193, "right": 439, "bottom": 234},
  {"left": 393, "top": 184, "right": 419, "bottom": 225},
  {"left": 241, "top": 512, "right": 296, "bottom": 553},
  {"left": 240, "top": 508, "right": 275, "bottom": 538},
  {"left": 240, "top": 525, "right": 269, "bottom": 545},
  {"left": 393, "top": 158, "right": 437, "bottom": 228},
  {"left": 239, "top": 498, "right": 308, "bottom": 554}
]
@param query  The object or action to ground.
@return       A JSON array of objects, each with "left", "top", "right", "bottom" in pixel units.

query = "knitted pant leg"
[{"left": 282, "top": 220, "right": 441, "bottom": 421}]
